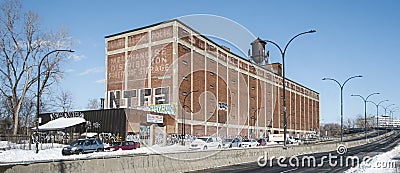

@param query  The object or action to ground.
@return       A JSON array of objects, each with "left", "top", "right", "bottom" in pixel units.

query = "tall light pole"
[
  {"left": 381, "top": 104, "right": 395, "bottom": 116},
  {"left": 322, "top": 75, "right": 362, "bottom": 142},
  {"left": 181, "top": 90, "right": 198, "bottom": 145},
  {"left": 265, "top": 29, "right": 316, "bottom": 146},
  {"left": 367, "top": 100, "right": 388, "bottom": 134},
  {"left": 380, "top": 104, "right": 395, "bottom": 129},
  {"left": 389, "top": 107, "right": 399, "bottom": 129},
  {"left": 36, "top": 49, "right": 74, "bottom": 153},
  {"left": 351, "top": 93, "right": 379, "bottom": 140}
]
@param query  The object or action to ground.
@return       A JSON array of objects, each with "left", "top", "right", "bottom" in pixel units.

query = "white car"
[
  {"left": 189, "top": 136, "right": 222, "bottom": 150},
  {"left": 241, "top": 139, "right": 258, "bottom": 148}
]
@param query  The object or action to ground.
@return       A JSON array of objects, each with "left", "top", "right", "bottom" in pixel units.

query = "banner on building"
[
  {"left": 146, "top": 114, "right": 164, "bottom": 123},
  {"left": 148, "top": 103, "right": 176, "bottom": 115}
]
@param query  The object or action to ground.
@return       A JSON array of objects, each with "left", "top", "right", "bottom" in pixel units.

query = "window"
[
  {"left": 182, "top": 92, "right": 188, "bottom": 96},
  {"left": 232, "top": 80, "right": 236, "bottom": 84},
  {"left": 154, "top": 87, "right": 169, "bottom": 104},
  {"left": 251, "top": 87, "right": 255, "bottom": 90},
  {"left": 208, "top": 57, "right": 215, "bottom": 63},
  {"left": 182, "top": 60, "right": 188, "bottom": 65},
  {"left": 210, "top": 72, "right": 214, "bottom": 76},
  {"left": 182, "top": 76, "right": 188, "bottom": 81},
  {"left": 182, "top": 45, "right": 190, "bottom": 51},
  {"left": 210, "top": 99, "right": 214, "bottom": 103},
  {"left": 139, "top": 89, "right": 152, "bottom": 106},
  {"left": 209, "top": 85, "right": 214, "bottom": 89}
]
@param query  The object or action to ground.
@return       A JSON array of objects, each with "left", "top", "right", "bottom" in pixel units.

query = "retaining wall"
[{"left": 2, "top": 131, "right": 394, "bottom": 173}]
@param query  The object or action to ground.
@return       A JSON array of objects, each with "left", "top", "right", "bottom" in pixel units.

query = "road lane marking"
[{"left": 280, "top": 168, "right": 298, "bottom": 173}]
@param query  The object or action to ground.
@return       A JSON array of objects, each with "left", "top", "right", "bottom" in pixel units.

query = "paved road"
[
  {"left": 343, "top": 130, "right": 382, "bottom": 142},
  {"left": 190, "top": 131, "right": 400, "bottom": 173}
]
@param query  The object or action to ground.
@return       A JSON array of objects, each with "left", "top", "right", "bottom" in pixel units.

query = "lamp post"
[
  {"left": 322, "top": 75, "right": 362, "bottom": 142},
  {"left": 380, "top": 104, "right": 395, "bottom": 130},
  {"left": 389, "top": 107, "right": 399, "bottom": 129},
  {"left": 351, "top": 93, "right": 379, "bottom": 140},
  {"left": 181, "top": 90, "right": 198, "bottom": 145},
  {"left": 265, "top": 30, "right": 316, "bottom": 146},
  {"left": 367, "top": 100, "right": 388, "bottom": 134},
  {"left": 36, "top": 49, "right": 74, "bottom": 153}
]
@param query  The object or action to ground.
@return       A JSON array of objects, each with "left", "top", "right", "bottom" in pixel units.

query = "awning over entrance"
[{"left": 36, "top": 117, "right": 86, "bottom": 131}]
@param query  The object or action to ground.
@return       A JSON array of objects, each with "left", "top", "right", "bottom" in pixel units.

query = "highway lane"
[{"left": 190, "top": 131, "right": 400, "bottom": 173}]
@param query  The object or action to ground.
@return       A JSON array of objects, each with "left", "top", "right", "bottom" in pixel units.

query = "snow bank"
[
  {"left": 345, "top": 144, "right": 400, "bottom": 173},
  {"left": 0, "top": 143, "right": 191, "bottom": 163}
]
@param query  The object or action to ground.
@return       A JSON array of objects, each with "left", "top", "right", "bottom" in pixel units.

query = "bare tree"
[
  {"left": 320, "top": 123, "right": 341, "bottom": 137},
  {"left": 49, "top": 89, "right": 74, "bottom": 112},
  {"left": 87, "top": 98, "right": 100, "bottom": 110},
  {"left": 19, "top": 95, "right": 35, "bottom": 135},
  {"left": 0, "top": 0, "right": 72, "bottom": 134},
  {"left": 345, "top": 118, "right": 353, "bottom": 129},
  {"left": 355, "top": 115, "right": 365, "bottom": 128}
]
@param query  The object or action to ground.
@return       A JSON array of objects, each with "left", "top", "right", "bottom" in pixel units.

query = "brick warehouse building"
[{"left": 104, "top": 19, "right": 319, "bottom": 139}]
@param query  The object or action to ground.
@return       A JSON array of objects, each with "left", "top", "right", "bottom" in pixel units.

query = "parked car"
[
  {"left": 222, "top": 138, "right": 242, "bottom": 148},
  {"left": 189, "top": 136, "right": 222, "bottom": 150},
  {"left": 105, "top": 141, "right": 140, "bottom": 151},
  {"left": 257, "top": 138, "right": 267, "bottom": 146},
  {"left": 241, "top": 139, "right": 258, "bottom": 148},
  {"left": 288, "top": 136, "right": 300, "bottom": 144},
  {"left": 62, "top": 138, "right": 104, "bottom": 155}
]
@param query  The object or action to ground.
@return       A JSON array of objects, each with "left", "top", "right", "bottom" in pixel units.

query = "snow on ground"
[
  {"left": 345, "top": 144, "right": 400, "bottom": 173},
  {"left": 0, "top": 141, "right": 291, "bottom": 164},
  {"left": 0, "top": 143, "right": 197, "bottom": 164}
]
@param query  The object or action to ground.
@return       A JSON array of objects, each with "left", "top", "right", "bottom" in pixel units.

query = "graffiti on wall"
[
  {"left": 148, "top": 103, "right": 176, "bottom": 115},
  {"left": 50, "top": 112, "right": 84, "bottom": 120}
]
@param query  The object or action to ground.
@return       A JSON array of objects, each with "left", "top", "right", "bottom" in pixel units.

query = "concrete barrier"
[{"left": 2, "top": 131, "right": 396, "bottom": 173}]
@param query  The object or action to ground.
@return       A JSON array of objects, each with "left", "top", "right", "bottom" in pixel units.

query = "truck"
[{"left": 268, "top": 134, "right": 298, "bottom": 144}]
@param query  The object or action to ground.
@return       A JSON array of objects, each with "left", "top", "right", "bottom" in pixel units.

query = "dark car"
[
  {"left": 106, "top": 141, "right": 140, "bottom": 151},
  {"left": 62, "top": 138, "right": 104, "bottom": 155},
  {"left": 222, "top": 138, "right": 242, "bottom": 148},
  {"left": 257, "top": 138, "right": 267, "bottom": 146}
]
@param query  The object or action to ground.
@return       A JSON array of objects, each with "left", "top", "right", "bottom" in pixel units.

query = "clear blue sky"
[{"left": 22, "top": 0, "right": 400, "bottom": 124}]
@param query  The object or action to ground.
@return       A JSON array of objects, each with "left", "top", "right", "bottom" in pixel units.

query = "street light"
[
  {"left": 389, "top": 107, "right": 399, "bottom": 129},
  {"left": 380, "top": 104, "right": 395, "bottom": 130},
  {"left": 36, "top": 49, "right": 74, "bottom": 153},
  {"left": 265, "top": 29, "right": 316, "bottom": 146},
  {"left": 181, "top": 90, "right": 198, "bottom": 145},
  {"left": 381, "top": 104, "right": 395, "bottom": 117},
  {"left": 322, "top": 75, "right": 362, "bottom": 142},
  {"left": 351, "top": 92, "right": 379, "bottom": 140},
  {"left": 367, "top": 99, "right": 388, "bottom": 134}
]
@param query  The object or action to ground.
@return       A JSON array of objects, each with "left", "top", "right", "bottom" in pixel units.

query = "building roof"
[{"left": 36, "top": 117, "right": 86, "bottom": 131}]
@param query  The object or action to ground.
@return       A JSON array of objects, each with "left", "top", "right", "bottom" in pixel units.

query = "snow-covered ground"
[
  {"left": 0, "top": 143, "right": 245, "bottom": 164},
  {"left": 0, "top": 143, "right": 189, "bottom": 164},
  {"left": 345, "top": 144, "right": 400, "bottom": 173},
  {"left": 0, "top": 140, "right": 286, "bottom": 164}
]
